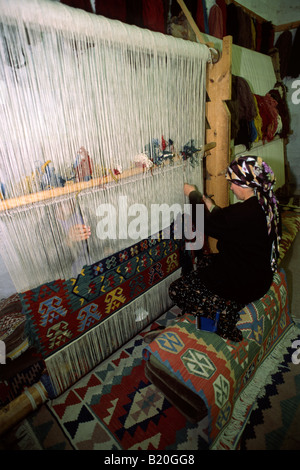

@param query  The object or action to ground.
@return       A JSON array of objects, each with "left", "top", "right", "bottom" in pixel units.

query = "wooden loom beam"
[
  {"left": 225, "top": 1, "right": 300, "bottom": 33},
  {"left": 205, "top": 35, "right": 232, "bottom": 208},
  {"left": 0, "top": 381, "right": 48, "bottom": 438},
  {"left": 205, "top": 35, "right": 232, "bottom": 253}
]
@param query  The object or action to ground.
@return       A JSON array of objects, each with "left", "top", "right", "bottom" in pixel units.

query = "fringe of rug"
[
  {"left": 45, "top": 270, "right": 180, "bottom": 396},
  {"left": 9, "top": 420, "right": 43, "bottom": 450},
  {"left": 210, "top": 322, "right": 299, "bottom": 450}
]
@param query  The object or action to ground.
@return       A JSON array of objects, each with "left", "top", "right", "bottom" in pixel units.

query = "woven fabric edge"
[{"left": 210, "top": 322, "right": 299, "bottom": 450}]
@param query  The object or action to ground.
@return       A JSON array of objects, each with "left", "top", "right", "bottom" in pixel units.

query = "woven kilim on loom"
[{"left": 20, "top": 225, "right": 182, "bottom": 359}]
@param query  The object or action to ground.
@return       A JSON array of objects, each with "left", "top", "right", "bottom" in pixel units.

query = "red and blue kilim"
[{"left": 20, "top": 225, "right": 182, "bottom": 359}]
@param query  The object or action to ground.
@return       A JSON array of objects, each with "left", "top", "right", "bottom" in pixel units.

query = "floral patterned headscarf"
[{"left": 226, "top": 155, "right": 280, "bottom": 272}]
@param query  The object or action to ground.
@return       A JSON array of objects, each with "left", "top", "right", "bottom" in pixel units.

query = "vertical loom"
[
  {"left": 0, "top": 0, "right": 288, "bottom": 435},
  {"left": 0, "top": 0, "right": 215, "bottom": 394}
]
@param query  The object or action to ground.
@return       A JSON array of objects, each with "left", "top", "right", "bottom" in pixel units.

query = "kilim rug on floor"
[
  {"left": 239, "top": 324, "right": 300, "bottom": 450},
  {"left": 2, "top": 312, "right": 299, "bottom": 451},
  {"left": 1, "top": 308, "right": 210, "bottom": 451}
]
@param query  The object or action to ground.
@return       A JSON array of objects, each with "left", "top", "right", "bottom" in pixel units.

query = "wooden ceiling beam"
[{"left": 226, "top": 0, "right": 300, "bottom": 32}]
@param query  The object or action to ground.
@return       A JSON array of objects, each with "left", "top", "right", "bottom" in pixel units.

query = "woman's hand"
[
  {"left": 203, "top": 195, "right": 214, "bottom": 211},
  {"left": 67, "top": 224, "right": 91, "bottom": 244},
  {"left": 184, "top": 183, "right": 196, "bottom": 197}
]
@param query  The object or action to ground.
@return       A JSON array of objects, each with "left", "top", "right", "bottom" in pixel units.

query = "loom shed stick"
[
  {"left": 0, "top": 166, "right": 146, "bottom": 212},
  {"left": 0, "top": 143, "right": 216, "bottom": 213}
]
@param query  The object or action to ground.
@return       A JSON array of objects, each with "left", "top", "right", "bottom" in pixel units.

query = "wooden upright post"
[
  {"left": 0, "top": 381, "right": 48, "bottom": 437},
  {"left": 205, "top": 35, "right": 232, "bottom": 208},
  {"left": 176, "top": 1, "right": 232, "bottom": 206}
]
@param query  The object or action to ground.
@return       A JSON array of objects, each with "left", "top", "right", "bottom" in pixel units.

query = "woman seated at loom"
[{"left": 169, "top": 155, "right": 281, "bottom": 342}]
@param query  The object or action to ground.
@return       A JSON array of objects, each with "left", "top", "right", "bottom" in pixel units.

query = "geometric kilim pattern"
[
  {"left": 143, "top": 268, "right": 295, "bottom": 447},
  {"left": 213, "top": 374, "right": 230, "bottom": 409},
  {"left": 181, "top": 349, "right": 216, "bottom": 379},
  {"left": 155, "top": 332, "right": 185, "bottom": 355},
  {"left": 20, "top": 223, "right": 181, "bottom": 358},
  {"left": 239, "top": 329, "right": 300, "bottom": 450},
  {"left": 47, "top": 311, "right": 210, "bottom": 450}
]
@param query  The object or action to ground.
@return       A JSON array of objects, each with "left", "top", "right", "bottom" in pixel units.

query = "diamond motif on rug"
[
  {"left": 213, "top": 374, "right": 230, "bottom": 409},
  {"left": 181, "top": 348, "right": 216, "bottom": 379},
  {"left": 240, "top": 334, "right": 300, "bottom": 450},
  {"left": 118, "top": 380, "right": 170, "bottom": 433},
  {"left": 45, "top": 310, "right": 210, "bottom": 450},
  {"left": 64, "top": 405, "right": 94, "bottom": 439},
  {"left": 89, "top": 362, "right": 183, "bottom": 449}
]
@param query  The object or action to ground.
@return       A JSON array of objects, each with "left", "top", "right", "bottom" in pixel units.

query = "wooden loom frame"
[
  {"left": 0, "top": 0, "right": 230, "bottom": 213},
  {"left": 4, "top": 0, "right": 290, "bottom": 434},
  {"left": 0, "top": 9, "right": 233, "bottom": 436},
  {"left": 2, "top": 0, "right": 294, "bottom": 438}
]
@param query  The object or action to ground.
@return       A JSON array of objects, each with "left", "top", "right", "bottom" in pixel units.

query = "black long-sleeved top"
[{"left": 189, "top": 190, "right": 276, "bottom": 305}]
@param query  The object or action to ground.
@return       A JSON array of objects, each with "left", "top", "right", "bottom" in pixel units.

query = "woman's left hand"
[{"left": 68, "top": 224, "right": 91, "bottom": 243}]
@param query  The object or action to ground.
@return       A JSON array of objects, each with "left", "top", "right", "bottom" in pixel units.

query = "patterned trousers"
[{"left": 169, "top": 253, "right": 244, "bottom": 342}]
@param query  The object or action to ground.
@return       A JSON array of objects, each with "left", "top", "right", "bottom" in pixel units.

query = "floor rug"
[
  {"left": 2, "top": 308, "right": 210, "bottom": 451},
  {"left": 239, "top": 327, "right": 300, "bottom": 450},
  {"left": 3, "top": 312, "right": 300, "bottom": 451},
  {"left": 47, "top": 309, "right": 210, "bottom": 451},
  {"left": 0, "top": 403, "right": 74, "bottom": 450}
]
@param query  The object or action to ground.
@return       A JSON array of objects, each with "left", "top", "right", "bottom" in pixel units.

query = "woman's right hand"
[
  {"left": 184, "top": 183, "right": 196, "bottom": 197},
  {"left": 203, "top": 195, "right": 214, "bottom": 211}
]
